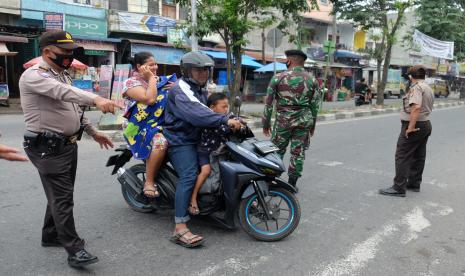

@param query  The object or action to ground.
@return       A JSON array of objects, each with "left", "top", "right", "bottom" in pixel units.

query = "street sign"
[
  {"left": 44, "top": 13, "right": 64, "bottom": 31},
  {"left": 266, "top": 28, "right": 283, "bottom": 48},
  {"left": 323, "top": 40, "right": 336, "bottom": 54}
]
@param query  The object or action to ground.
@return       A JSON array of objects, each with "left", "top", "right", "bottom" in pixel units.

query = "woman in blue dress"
[{"left": 122, "top": 52, "right": 175, "bottom": 198}]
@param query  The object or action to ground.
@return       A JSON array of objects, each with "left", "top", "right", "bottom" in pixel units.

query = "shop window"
[
  {"left": 328, "top": 34, "right": 340, "bottom": 44},
  {"left": 162, "top": 0, "right": 176, "bottom": 19},
  {"left": 128, "top": 0, "right": 148, "bottom": 13}
]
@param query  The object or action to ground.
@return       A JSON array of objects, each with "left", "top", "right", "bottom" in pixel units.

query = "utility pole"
[
  {"left": 331, "top": 11, "right": 337, "bottom": 101},
  {"left": 191, "top": 0, "right": 198, "bottom": 51}
]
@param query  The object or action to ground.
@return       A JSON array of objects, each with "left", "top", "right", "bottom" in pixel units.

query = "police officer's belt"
[{"left": 24, "top": 130, "right": 78, "bottom": 154}]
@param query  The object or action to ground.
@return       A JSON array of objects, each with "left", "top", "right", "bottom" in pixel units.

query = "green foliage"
[
  {"left": 415, "top": 0, "right": 465, "bottom": 61},
  {"left": 176, "top": 0, "right": 317, "bottom": 110}
]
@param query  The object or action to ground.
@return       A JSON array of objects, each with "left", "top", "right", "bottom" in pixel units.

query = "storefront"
[{"left": 0, "top": 35, "right": 30, "bottom": 101}]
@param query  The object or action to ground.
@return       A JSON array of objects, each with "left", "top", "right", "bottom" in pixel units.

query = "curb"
[{"left": 77, "top": 100, "right": 465, "bottom": 143}]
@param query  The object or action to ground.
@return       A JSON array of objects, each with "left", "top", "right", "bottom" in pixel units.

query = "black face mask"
[{"left": 49, "top": 52, "right": 74, "bottom": 69}]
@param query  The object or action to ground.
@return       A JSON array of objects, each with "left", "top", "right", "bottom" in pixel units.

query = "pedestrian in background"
[
  {"left": 262, "top": 49, "right": 321, "bottom": 189},
  {"left": 379, "top": 65, "right": 434, "bottom": 197},
  {"left": 19, "top": 30, "right": 121, "bottom": 268}
]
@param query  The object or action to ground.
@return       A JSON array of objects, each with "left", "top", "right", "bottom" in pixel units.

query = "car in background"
[{"left": 425, "top": 78, "right": 449, "bottom": 98}]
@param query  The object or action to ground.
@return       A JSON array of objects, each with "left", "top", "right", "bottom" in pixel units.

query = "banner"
[
  {"left": 117, "top": 12, "right": 176, "bottom": 36},
  {"left": 44, "top": 13, "right": 64, "bottom": 31},
  {"left": 111, "top": 64, "right": 131, "bottom": 107},
  {"left": 65, "top": 15, "right": 107, "bottom": 39},
  {"left": 98, "top": 65, "right": 113, "bottom": 99},
  {"left": 0, "top": 84, "right": 9, "bottom": 100},
  {"left": 413, "top": 29, "right": 454, "bottom": 60}
]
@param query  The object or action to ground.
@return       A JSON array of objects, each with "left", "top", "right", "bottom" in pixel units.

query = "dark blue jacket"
[{"left": 164, "top": 78, "right": 229, "bottom": 146}]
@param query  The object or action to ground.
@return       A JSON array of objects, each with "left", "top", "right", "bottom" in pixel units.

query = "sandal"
[
  {"left": 143, "top": 183, "right": 160, "bottom": 198},
  {"left": 188, "top": 203, "right": 200, "bottom": 215},
  {"left": 170, "top": 229, "right": 204, "bottom": 248}
]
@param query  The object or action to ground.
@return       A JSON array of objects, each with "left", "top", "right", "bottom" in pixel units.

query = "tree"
[
  {"left": 177, "top": 0, "right": 317, "bottom": 112},
  {"left": 415, "top": 0, "right": 465, "bottom": 61},
  {"left": 332, "top": 0, "right": 416, "bottom": 105}
]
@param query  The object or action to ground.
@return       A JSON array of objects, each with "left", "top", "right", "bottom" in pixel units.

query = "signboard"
[
  {"left": 85, "top": 50, "right": 107, "bottom": 56},
  {"left": 0, "top": 84, "right": 9, "bottom": 100},
  {"left": 167, "top": 28, "right": 188, "bottom": 45},
  {"left": 44, "top": 13, "right": 64, "bottom": 31},
  {"left": 385, "top": 69, "right": 402, "bottom": 90},
  {"left": 131, "top": 44, "right": 185, "bottom": 65},
  {"left": 111, "top": 64, "right": 131, "bottom": 106},
  {"left": 437, "top": 64, "right": 449, "bottom": 75},
  {"left": 459, "top": 63, "right": 465, "bottom": 74},
  {"left": 65, "top": 15, "right": 107, "bottom": 39},
  {"left": 117, "top": 12, "right": 176, "bottom": 36},
  {"left": 98, "top": 65, "right": 113, "bottom": 99},
  {"left": 72, "top": 80, "right": 93, "bottom": 92}
]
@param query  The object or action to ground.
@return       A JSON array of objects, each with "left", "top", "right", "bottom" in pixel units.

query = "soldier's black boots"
[
  {"left": 379, "top": 187, "right": 406, "bottom": 197},
  {"left": 288, "top": 175, "right": 299, "bottom": 192}
]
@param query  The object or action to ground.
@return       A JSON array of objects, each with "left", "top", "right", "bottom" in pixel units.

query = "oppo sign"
[{"left": 65, "top": 15, "right": 107, "bottom": 38}]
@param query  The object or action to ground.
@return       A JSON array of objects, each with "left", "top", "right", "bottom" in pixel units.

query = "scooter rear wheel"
[
  {"left": 238, "top": 187, "right": 301, "bottom": 241},
  {"left": 121, "top": 164, "right": 155, "bottom": 213}
]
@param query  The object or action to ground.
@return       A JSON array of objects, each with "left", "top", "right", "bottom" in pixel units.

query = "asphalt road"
[{"left": 1, "top": 105, "right": 465, "bottom": 276}]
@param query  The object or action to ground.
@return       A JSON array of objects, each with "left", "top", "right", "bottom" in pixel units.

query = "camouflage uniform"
[{"left": 262, "top": 67, "right": 321, "bottom": 178}]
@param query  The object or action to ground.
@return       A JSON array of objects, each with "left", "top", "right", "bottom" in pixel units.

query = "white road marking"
[
  {"left": 317, "top": 223, "right": 398, "bottom": 276},
  {"left": 402, "top": 207, "right": 431, "bottom": 244},
  {"left": 196, "top": 256, "right": 269, "bottom": 276},
  {"left": 317, "top": 161, "right": 344, "bottom": 167},
  {"left": 314, "top": 204, "right": 453, "bottom": 276}
]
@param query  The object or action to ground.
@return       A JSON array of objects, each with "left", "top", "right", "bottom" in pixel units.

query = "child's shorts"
[
  {"left": 197, "top": 150, "right": 210, "bottom": 167},
  {"left": 152, "top": 133, "right": 168, "bottom": 151}
]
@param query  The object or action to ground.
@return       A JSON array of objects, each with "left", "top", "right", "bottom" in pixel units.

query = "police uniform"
[
  {"left": 380, "top": 76, "right": 434, "bottom": 196},
  {"left": 394, "top": 80, "right": 434, "bottom": 191},
  {"left": 262, "top": 49, "right": 321, "bottom": 185},
  {"left": 19, "top": 31, "right": 99, "bottom": 259}
]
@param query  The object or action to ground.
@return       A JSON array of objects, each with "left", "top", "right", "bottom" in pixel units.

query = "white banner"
[{"left": 413, "top": 29, "right": 454, "bottom": 60}]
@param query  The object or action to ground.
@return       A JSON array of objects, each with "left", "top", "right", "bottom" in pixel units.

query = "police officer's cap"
[
  {"left": 39, "top": 30, "right": 79, "bottom": 50},
  {"left": 285, "top": 49, "right": 307, "bottom": 60}
]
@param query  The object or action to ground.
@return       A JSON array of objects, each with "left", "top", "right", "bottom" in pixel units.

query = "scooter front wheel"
[{"left": 238, "top": 187, "right": 301, "bottom": 241}]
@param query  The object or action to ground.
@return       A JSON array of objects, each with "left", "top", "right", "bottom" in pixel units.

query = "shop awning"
[
  {"left": 131, "top": 44, "right": 186, "bottom": 65},
  {"left": 0, "top": 35, "right": 28, "bottom": 43},
  {"left": 201, "top": 50, "right": 264, "bottom": 68},
  {"left": 335, "top": 50, "right": 363, "bottom": 59},
  {"left": 75, "top": 40, "right": 117, "bottom": 52},
  {"left": 254, "top": 62, "right": 287, "bottom": 73},
  {"left": 0, "top": 43, "right": 18, "bottom": 56}
]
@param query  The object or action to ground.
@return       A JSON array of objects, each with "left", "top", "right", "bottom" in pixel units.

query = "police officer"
[
  {"left": 262, "top": 49, "right": 321, "bottom": 189},
  {"left": 379, "top": 65, "right": 433, "bottom": 197},
  {"left": 19, "top": 30, "right": 121, "bottom": 267}
]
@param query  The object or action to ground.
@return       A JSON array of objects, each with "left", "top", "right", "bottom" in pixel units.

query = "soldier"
[
  {"left": 19, "top": 30, "right": 121, "bottom": 268},
  {"left": 262, "top": 49, "right": 321, "bottom": 189}
]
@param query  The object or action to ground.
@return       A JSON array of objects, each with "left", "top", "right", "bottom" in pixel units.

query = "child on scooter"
[{"left": 188, "top": 93, "right": 242, "bottom": 215}]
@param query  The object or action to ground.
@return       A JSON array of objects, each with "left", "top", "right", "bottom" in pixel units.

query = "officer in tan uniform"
[
  {"left": 379, "top": 65, "right": 433, "bottom": 197},
  {"left": 19, "top": 30, "right": 121, "bottom": 268}
]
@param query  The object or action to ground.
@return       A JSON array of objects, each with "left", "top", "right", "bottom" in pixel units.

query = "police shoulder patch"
[{"left": 37, "top": 70, "right": 51, "bottom": 78}]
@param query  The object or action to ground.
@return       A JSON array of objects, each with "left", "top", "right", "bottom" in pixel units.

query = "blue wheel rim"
[{"left": 245, "top": 191, "right": 295, "bottom": 236}]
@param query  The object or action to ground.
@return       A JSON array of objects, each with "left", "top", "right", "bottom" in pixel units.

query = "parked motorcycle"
[
  {"left": 354, "top": 93, "right": 371, "bottom": 106},
  {"left": 106, "top": 126, "right": 301, "bottom": 241}
]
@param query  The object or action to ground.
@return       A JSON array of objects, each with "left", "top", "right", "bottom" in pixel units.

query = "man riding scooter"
[
  {"left": 354, "top": 78, "right": 372, "bottom": 106},
  {"left": 163, "top": 52, "right": 242, "bottom": 248}
]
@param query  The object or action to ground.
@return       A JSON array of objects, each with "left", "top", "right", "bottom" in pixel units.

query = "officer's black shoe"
[
  {"left": 41, "top": 239, "right": 62, "bottom": 247},
  {"left": 406, "top": 186, "right": 420, "bottom": 192},
  {"left": 67, "top": 249, "right": 99, "bottom": 268},
  {"left": 288, "top": 176, "right": 299, "bottom": 192},
  {"left": 379, "top": 187, "right": 406, "bottom": 197}
]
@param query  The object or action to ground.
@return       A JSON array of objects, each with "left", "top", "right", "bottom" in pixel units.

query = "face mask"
[
  {"left": 49, "top": 52, "right": 74, "bottom": 69},
  {"left": 286, "top": 61, "right": 291, "bottom": 68}
]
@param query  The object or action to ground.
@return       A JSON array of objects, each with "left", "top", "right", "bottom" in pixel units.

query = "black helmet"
[{"left": 180, "top": 51, "right": 214, "bottom": 85}]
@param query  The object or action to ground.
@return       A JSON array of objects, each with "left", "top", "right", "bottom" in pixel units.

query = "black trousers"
[
  {"left": 393, "top": 120, "right": 432, "bottom": 192},
  {"left": 26, "top": 144, "right": 84, "bottom": 254}
]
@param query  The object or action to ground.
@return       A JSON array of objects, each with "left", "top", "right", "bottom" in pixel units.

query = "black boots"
[{"left": 68, "top": 249, "right": 99, "bottom": 268}]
